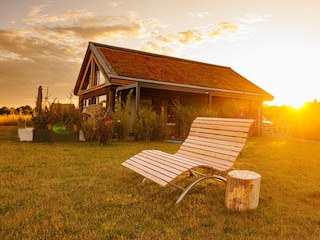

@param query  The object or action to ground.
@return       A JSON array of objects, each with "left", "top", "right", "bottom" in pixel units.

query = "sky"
[{"left": 1, "top": 0, "right": 320, "bottom": 109}]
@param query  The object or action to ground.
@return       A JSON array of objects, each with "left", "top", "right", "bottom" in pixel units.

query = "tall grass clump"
[
  {"left": 133, "top": 106, "right": 167, "bottom": 141},
  {"left": 113, "top": 90, "right": 133, "bottom": 141},
  {"left": 31, "top": 103, "right": 82, "bottom": 130},
  {"left": 170, "top": 101, "right": 198, "bottom": 138},
  {"left": 170, "top": 101, "right": 218, "bottom": 138},
  {"left": 95, "top": 108, "right": 114, "bottom": 145}
]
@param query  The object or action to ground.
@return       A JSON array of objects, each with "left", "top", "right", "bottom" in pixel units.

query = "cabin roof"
[{"left": 74, "top": 42, "right": 273, "bottom": 101}]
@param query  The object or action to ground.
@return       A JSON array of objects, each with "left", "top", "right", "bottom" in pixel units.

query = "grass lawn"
[{"left": 1, "top": 126, "right": 320, "bottom": 239}]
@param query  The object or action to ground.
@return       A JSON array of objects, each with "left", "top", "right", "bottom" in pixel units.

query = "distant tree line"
[{"left": 0, "top": 106, "right": 34, "bottom": 115}]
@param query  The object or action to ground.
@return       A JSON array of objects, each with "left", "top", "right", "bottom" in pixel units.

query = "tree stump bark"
[{"left": 225, "top": 170, "right": 261, "bottom": 211}]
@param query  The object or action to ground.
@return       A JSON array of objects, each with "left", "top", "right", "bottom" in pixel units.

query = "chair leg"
[{"left": 175, "top": 175, "right": 227, "bottom": 204}]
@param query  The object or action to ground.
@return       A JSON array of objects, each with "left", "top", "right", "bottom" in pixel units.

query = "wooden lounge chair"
[{"left": 122, "top": 117, "right": 254, "bottom": 204}]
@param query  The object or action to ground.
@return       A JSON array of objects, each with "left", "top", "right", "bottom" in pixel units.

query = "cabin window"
[
  {"left": 82, "top": 63, "right": 91, "bottom": 90},
  {"left": 92, "top": 96, "right": 98, "bottom": 104},
  {"left": 82, "top": 98, "right": 90, "bottom": 107},
  {"left": 93, "top": 64, "right": 98, "bottom": 87},
  {"left": 98, "top": 95, "right": 107, "bottom": 107},
  {"left": 91, "top": 95, "right": 107, "bottom": 106},
  {"left": 94, "top": 63, "right": 106, "bottom": 86},
  {"left": 99, "top": 71, "right": 106, "bottom": 85}
]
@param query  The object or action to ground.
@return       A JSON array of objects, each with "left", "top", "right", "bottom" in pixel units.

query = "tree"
[{"left": 0, "top": 107, "right": 10, "bottom": 115}]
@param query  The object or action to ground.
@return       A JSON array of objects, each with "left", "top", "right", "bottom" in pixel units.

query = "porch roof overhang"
[{"left": 110, "top": 74, "right": 273, "bottom": 101}]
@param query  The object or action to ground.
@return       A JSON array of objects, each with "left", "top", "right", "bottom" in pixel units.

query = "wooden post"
[{"left": 225, "top": 170, "right": 261, "bottom": 211}]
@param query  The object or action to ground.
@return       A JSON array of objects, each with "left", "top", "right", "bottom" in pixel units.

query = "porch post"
[{"left": 135, "top": 82, "right": 140, "bottom": 114}]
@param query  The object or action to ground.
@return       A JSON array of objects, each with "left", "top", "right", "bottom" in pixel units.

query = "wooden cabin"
[{"left": 74, "top": 42, "right": 273, "bottom": 136}]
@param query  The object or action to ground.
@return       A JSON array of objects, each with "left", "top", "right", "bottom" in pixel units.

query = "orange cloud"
[
  {"left": 178, "top": 30, "right": 203, "bottom": 44},
  {"left": 153, "top": 21, "right": 238, "bottom": 50},
  {"left": 155, "top": 30, "right": 202, "bottom": 45},
  {"left": 0, "top": 6, "right": 169, "bottom": 107},
  {"left": 141, "top": 41, "right": 174, "bottom": 55},
  {"left": 210, "top": 22, "right": 239, "bottom": 37},
  {"left": 106, "top": 1, "right": 123, "bottom": 8}
]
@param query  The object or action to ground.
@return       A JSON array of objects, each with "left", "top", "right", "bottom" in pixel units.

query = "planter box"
[
  {"left": 18, "top": 128, "right": 34, "bottom": 141},
  {"left": 50, "top": 130, "right": 79, "bottom": 142},
  {"left": 33, "top": 129, "right": 79, "bottom": 142},
  {"left": 33, "top": 129, "right": 51, "bottom": 142}
]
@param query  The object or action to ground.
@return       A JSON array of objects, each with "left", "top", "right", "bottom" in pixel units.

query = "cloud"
[
  {"left": 27, "top": 4, "right": 50, "bottom": 18},
  {"left": 141, "top": 41, "right": 174, "bottom": 55},
  {"left": 0, "top": 5, "right": 168, "bottom": 107},
  {"left": 144, "top": 12, "right": 271, "bottom": 55},
  {"left": 187, "top": 11, "right": 211, "bottom": 18},
  {"left": 209, "top": 22, "right": 238, "bottom": 37},
  {"left": 155, "top": 22, "right": 238, "bottom": 46},
  {"left": 105, "top": 0, "right": 123, "bottom": 8},
  {"left": 239, "top": 13, "right": 271, "bottom": 24},
  {"left": 155, "top": 30, "right": 202, "bottom": 44},
  {"left": 177, "top": 30, "right": 203, "bottom": 44},
  {"left": 20, "top": 8, "right": 159, "bottom": 43},
  {"left": 0, "top": 6, "right": 163, "bottom": 63}
]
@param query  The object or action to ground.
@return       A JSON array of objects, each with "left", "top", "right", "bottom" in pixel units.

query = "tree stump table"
[{"left": 225, "top": 170, "right": 261, "bottom": 211}]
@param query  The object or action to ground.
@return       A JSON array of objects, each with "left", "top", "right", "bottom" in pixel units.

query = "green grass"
[{"left": 1, "top": 126, "right": 320, "bottom": 239}]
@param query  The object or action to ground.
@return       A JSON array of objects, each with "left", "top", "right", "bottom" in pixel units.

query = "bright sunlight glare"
[{"left": 268, "top": 86, "right": 318, "bottom": 110}]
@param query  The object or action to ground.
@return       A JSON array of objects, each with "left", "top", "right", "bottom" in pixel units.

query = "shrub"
[
  {"left": 133, "top": 106, "right": 167, "bottom": 141},
  {"left": 31, "top": 111, "right": 50, "bottom": 129},
  {"left": 113, "top": 90, "right": 133, "bottom": 141},
  {"left": 82, "top": 118, "right": 96, "bottom": 141},
  {"left": 170, "top": 101, "right": 198, "bottom": 138},
  {"left": 31, "top": 104, "right": 82, "bottom": 130},
  {"left": 198, "top": 105, "right": 219, "bottom": 118},
  {"left": 48, "top": 104, "right": 82, "bottom": 130},
  {"left": 170, "top": 101, "right": 218, "bottom": 138},
  {"left": 153, "top": 111, "right": 167, "bottom": 141},
  {"left": 81, "top": 108, "right": 114, "bottom": 145},
  {"left": 95, "top": 109, "right": 114, "bottom": 145}
]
